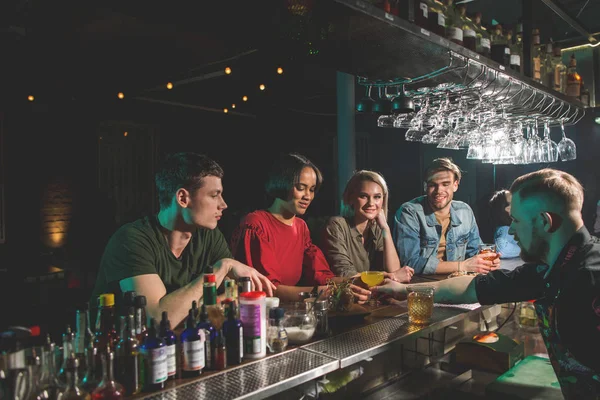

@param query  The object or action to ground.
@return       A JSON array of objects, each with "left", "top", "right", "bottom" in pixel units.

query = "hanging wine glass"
[
  {"left": 557, "top": 120, "right": 577, "bottom": 161},
  {"left": 372, "top": 86, "right": 392, "bottom": 115},
  {"left": 356, "top": 86, "right": 375, "bottom": 113},
  {"left": 541, "top": 121, "right": 559, "bottom": 162}
]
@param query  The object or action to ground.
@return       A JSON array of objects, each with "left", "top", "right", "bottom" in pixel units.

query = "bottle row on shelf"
[
  {"left": 0, "top": 275, "right": 311, "bottom": 399},
  {"left": 368, "top": 0, "right": 589, "bottom": 106}
]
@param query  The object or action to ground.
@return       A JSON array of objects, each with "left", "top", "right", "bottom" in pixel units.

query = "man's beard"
[{"left": 519, "top": 231, "right": 548, "bottom": 264}]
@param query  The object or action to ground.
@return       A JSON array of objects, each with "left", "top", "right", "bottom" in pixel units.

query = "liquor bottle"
[
  {"left": 580, "top": 81, "right": 590, "bottom": 106},
  {"left": 552, "top": 42, "right": 567, "bottom": 93},
  {"left": 382, "top": 0, "right": 399, "bottom": 16},
  {"left": 26, "top": 353, "right": 49, "bottom": 400},
  {"left": 196, "top": 304, "right": 214, "bottom": 370},
  {"left": 237, "top": 277, "right": 252, "bottom": 295},
  {"left": 414, "top": 0, "right": 429, "bottom": 29},
  {"left": 507, "top": 30, "right": 521, "bottom": 73},
  {"left": 158, "top": 311, "right": 177, "bottom": 381},
  {"left": 223, "top": 278, "right": 236, "bottom": 302},
  {"left": 81, "top": 347, "right": 98, "bottom": 393},
  {"left": 191, "top": 300, "right": 200, "bottom": 323},
  {"left": 115, "top": 312, "right": 140, "bottom": 396},
  {"left": 180, "top": 310, "right": 205, "bottom": 378},
  {"left": 91, "top": 351, "right": 124, "bottom": 400},
  {"left": 119, "top": 291, "right": 136, "bottom": 332},
  {"left": 543, "top": 42, "right": 554, "bottom": 88},
  {"left": 515, "top": 18, "right": 523, "bottom": 44},
  {"left": 212, "top": 330, "right": 227, "bottom": 371},
  {"left": 58, "top": 325, "right": 76, "bottom": 386},
  {"left": 139, "top": 319, "right": 167, "bottom": 392},
  {"left": 566, "top": 54, "right": 581, "bottom": 98},
  {"left": 203, "top": 274, "right": 217, "bottom": 308},
  {"left": 472, "top": 12, "right": 490, "bottom": 57},
  {"left": 56, "top": 354, "right": 90, "bottom": 400},
  {"left": 93, "top": 294, "right": 118, "bottom": 383},
  {"left": 121, "top": 291, "right": 136, "bottom": 310},
  {"left": 74, "top": 303, "right": 95, "bottom": 381},
  {"left": 223, "top": 301, "right": 243, "bottom": 366},
  {"left": 427, "top": 0, "right": 446, "bottom": 36},
  {"left": 39, "top": 334, "right": 61, "bottom": 398},
  {"left": 490, "top": 24, "right": 509, "bottom": 66},
  {"left": 133, "top": 296, "right": 148, "bottom": 344},
  {"left": 444, "top": 0, "right": 462, "bottom": 45},
  {"left": 531, "top": 28, "right": 543, "bottom": 83},
  {"left": 456, "top": 5, "right": 476, "bottom": 51}
]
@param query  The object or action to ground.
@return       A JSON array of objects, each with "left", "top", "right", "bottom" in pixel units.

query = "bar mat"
[{"left": 434, "top": 303, "right": 482, "bottom": 310}]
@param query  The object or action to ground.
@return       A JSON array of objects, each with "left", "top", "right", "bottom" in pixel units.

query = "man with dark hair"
[
  {"left": 393, "top": 157, "right": 499, "bottom": 275},
  {"left": 376, "top": 168, "right": 600, "bottom": 398},
  {"left": 91, "top": 152, "right": 275, "bottom": 328}
]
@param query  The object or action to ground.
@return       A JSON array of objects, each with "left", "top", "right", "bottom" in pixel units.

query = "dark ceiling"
[{"left": 2, "top": 0, "right": 598, "bottom": 116}]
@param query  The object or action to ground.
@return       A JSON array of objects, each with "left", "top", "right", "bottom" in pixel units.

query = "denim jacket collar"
[{"left": 423, "top": 198, "right": 463, "bottom": 228}]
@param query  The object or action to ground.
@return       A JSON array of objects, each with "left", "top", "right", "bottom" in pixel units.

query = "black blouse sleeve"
[{"left": 474, "top": 264, "right": 547, "bottom": 305}]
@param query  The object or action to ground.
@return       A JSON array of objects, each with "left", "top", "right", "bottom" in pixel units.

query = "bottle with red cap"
[{"left": 203, "top": 274, "right": 217, "bottom": 307}]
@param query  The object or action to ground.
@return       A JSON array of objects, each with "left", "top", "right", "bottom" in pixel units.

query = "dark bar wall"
[{"left": 1, "top": 87, "right": 599, "bottom": 337}]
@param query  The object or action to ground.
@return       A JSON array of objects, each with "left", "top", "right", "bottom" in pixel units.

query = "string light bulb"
[
  {"left": 27, "top": 95, "right": 34, "bottom": 102},
  {"left": 242, "top": 95, "right": 248, "bottom": 102},
  {"left": 117, "top": 92, "right": 125, "bottom": 99},
  {"left": 124, "top": 131, "right": 128, "bottom": 137},
  {"left": 232, "top": 104, "right": 236, "bottom": 109},
  {"left": 224, "top": 108, "right": 229, "bottom": 113},
  {"left": 277, "top": 67, "right": 284, "bottom": 74},
  {"left": 166, "top": 82, "right": 173, "bottom": 90},
  {"left": 259, "top": 84, "right": 266, "bottom": 91},
  {"left": 225, "top": 67, "right": 232, "bottom": 75}
]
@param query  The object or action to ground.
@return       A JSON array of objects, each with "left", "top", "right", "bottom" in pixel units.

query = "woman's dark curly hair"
[{"left": 489, "top": 189, "right": 511, "bottom": 227}]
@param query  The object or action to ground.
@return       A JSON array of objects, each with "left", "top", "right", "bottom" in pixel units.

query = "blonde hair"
[
  {"left": 341, "top": 170, "right": 389, "bottom": 219},
  {"left": 510, "top": 168, "right": 584, "bottom": 212},
  {"left": 425, "top": 157, "right": 462, "bottom": 183}
]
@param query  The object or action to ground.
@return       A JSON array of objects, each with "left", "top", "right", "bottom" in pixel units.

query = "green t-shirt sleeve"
[
  {"left": 100, "top": 224, "right": 158, "bottom": 285},
  {"left": 206, "top": 228, "right": 233, "bottom": 264}
]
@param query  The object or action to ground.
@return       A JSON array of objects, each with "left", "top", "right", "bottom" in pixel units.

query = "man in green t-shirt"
[{"left": 91, "top": 152, "right": 275, "bottom": 328}]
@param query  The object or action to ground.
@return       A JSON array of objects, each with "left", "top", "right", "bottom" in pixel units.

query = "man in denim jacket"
[{"left": 393, "top": 158, "right": 500, "bottom": 275}]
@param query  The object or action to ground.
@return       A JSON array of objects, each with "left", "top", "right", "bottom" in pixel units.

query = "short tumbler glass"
[{"left": 406, "top": 286, "right": 435, "bottom": 324}]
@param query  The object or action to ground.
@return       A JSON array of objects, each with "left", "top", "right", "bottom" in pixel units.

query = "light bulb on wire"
[
  {"left": 277, "top": 67, "right": 284, "bottom": 74},
  {"left": 259, "top": 84, "right": 266, "bottom": 91},
  {"left": 166, "top": 82, "right": 173, "bottom": 90},
  {"left": 117, "top": 92, "right": 125, "bottom": 99},
  {"left": 242, "top": 95, "right": 248, "bottom": 102},
  {"left": 223, "top": 108, "right": 229, "bottom": 113},
  {"left": 225, "top": 67, "right": 232, "bottom": 75},
  {"left": 27, "top": 95, "right": 35, "bottom": 102},
  {"left": 232, "top": 104, "right": 236, "bottom": 109}
]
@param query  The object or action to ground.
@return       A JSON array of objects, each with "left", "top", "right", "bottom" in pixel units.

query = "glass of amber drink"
[
  {"left": 478, "top": 243, "right": 497, "bottom": 261},
  {"left": 406, "top": 286, "right": 435, "bottom": 324}
]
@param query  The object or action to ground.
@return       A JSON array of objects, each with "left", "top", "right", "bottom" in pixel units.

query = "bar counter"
[{"left": 135, "top": 275, "right": 493, "bottom": 400}]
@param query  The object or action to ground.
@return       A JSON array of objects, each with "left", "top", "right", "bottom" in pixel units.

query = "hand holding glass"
[
  {"left": 478, "top": 243, "right": 497, "bottom": 261},
  {"left": 360, "top": 271, "right": 384, "bottom": 306}
]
